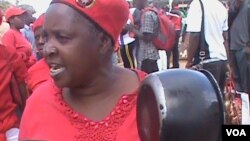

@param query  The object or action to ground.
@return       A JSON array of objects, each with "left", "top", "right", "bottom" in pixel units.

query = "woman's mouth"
[{"left": 50, "top": 64, "right": 66, "bottom": 77}]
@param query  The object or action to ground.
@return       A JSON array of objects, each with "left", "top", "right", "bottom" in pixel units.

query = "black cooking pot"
[{"left": 137, "top": 69, "right": 224, "bottom": 141}]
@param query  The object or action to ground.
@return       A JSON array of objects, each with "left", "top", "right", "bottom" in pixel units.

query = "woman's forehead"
[
  {"left": 44, "top": 4, "right": 82, "bottom": 29},
  {"left": 46, "top": 3, "right": 76, "bottom": 19}
]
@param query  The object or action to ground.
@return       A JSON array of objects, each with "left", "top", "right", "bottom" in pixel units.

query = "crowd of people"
[{"left": 0, "top": 0, "right": 249, "bottom": 140}]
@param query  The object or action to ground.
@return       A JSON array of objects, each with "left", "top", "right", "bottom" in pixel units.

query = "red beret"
[
  {"left": 32, "top": 13, "right": 45, "bottom": 32},
  {"left": 50, "top": 0, "right": 129, "bottom": 44},
  {"left": 5, "top": 6, "right": 26, "bottom": 22}
]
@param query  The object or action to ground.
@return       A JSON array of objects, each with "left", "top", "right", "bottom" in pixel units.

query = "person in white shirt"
[{"left": 185, "top": 0, "right": 229, "bottom": 93}]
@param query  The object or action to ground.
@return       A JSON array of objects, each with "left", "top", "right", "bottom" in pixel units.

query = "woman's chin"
[{"left": 53, "top": 78, "right": 69, "bottom": 88}]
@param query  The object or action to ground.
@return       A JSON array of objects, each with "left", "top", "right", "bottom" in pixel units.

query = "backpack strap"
[
  {"left": 248, "top": 1, "right": 250, "bottom": 44},
  {"left": 198, "top": 0, "right": 206, "bottom": 62},
  {"left": 132, "top": 8, "right": 142, "bottom": 28}
]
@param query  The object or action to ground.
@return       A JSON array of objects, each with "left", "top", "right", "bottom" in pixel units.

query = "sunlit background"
[
  {"left": 1, "top": 0, "right": 199, "bottom": 18},
  {"left": 1, "top": 0, "right": 51, "bottom": 17}
]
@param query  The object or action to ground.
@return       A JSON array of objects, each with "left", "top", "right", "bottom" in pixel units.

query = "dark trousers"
[
  {"left": 167, "top": 30, "right": 181, "bottom": 69},
  {"left": 120, "top": 41, "right": 136, "bottom": 69},
  {"left": 202, "top": 60, "right": 228, "bottom": 94},
  {"left": 141, "top": 59, "right": 159, "bottom": 74}
]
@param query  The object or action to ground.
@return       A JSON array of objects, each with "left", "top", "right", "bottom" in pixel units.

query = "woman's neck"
[
  {"left": 64, "top": 66, "right": 120, "bottom": 105},
  {"left": 62, "top": 67, "right": 123, "bottom": 120}
]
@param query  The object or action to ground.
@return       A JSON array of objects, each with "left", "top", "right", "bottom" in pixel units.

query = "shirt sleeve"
[
  {"left": 7, "top": 45, "right": 28, "bottom": 83},
  {"left": 141, "top": 11, "right": 155, "bottom": 34},
  {"left": 222, "top": 13, "right": 229, "bottom": 31},
  {"left": 186, "top": 0, "right": 202, "bottom": 32},
  {"left": 2, "top": 30, "right": 29, "bottom": 62},
  {"left": 2, "top": 31, "right": 16, "bottom": 49}
]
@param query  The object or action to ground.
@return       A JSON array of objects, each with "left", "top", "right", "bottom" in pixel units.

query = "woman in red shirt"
[
  {"left": 19, "top": 0, "right": 146, "bottom": 140},
  {"left": 25, "top": 14, "right": 50, "bottom": 93},
  {"left": 2, "top": 7, "right": 36, "bottom": 69}
]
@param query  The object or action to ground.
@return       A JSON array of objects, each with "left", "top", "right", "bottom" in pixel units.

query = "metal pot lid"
[{"left": 137, "top": 69, "right": 224, "bottom": 141}]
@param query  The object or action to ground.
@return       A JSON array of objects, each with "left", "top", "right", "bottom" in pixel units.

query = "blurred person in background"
[
  {"left": 131, "top": 0, "right": 143, "bottom": 69},
  {"left": 228, "top": 0, "right": 250, "bottom": 93},
  {"left": 166, "top": 4, "right": 182, "bottom": 69},
  {"left": 119, "top": 0, "right": 137, "bottom": 69},
  {"left": 25, "top": 13, "right": 50, "bottom": 93},
  {"left": 0, "top": 8, "right": 28, "bottom": 140},
  {"left": 19, "top": 4, "right": 36, "bottom": 46},
  {"left": 19, "top": 4, "right": 37, "bottom": 59},
  {"left": 130, "top": 0, "right": 160, "bottom": 73},
  {"left": 0, "top": 9, "right": 10, "bottom": 40},
  {"left": 2, "top": 6, "right": 36, "bottom": 69},
  {"left": 185, "top": 0, "right": 229, "bottom": 93}
]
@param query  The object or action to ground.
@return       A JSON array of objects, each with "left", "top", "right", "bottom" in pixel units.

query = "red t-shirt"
[
  {"left": 19, "top": 70, "right": 147, "bottom": 141},
  {"left": 26, "top": 59, "right": 50, "bottom": 93},
  {"left": 2, "top": 29, "right": 36, "bottom": 68},
  {"left": 0, "top": 44, "right": 27, "bottom": 140}
]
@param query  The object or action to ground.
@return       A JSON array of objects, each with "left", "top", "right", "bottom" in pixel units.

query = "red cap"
[
  {"left": 50, "top": 0, "right": 129, "bottom": 44},
  {"left": 32, "top": 13, "right": 45, "bottom": 32},
  {"left": 5, "top": 6, "right": 26, "bottom": 22}
]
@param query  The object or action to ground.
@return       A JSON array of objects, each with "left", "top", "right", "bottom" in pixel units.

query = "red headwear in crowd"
[
  {"left": 32, "top": 13, "right": 45, "bottom": 32},
  {"left": 5, "top": 6, "right": 26, "bottom": 22}
]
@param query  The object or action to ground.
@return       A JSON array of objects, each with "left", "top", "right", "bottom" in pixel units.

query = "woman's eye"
[{"left": 56, "top": 34, "right": 69, "bottom": 42}]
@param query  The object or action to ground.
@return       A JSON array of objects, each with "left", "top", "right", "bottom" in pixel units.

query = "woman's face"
[
  {"left": 44, "top": 3, "right": 102, "bottom": 88},
  {"left": 34, "top": 27, "right": 46, "bottom": 57}
]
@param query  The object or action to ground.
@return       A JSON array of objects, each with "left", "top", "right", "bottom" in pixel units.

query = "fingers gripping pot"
[{"left": 137, "top": 69, "right": 224, "bottom": 141}]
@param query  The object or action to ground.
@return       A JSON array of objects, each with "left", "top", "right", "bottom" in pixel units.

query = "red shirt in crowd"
[
  {"left": 0, "top": 44, "right": 27, "bottom": 140},
  {"left": 2, "top": 29, "right": 36, "bottom": 69},
  {"left": 26, "top": 58, "right": 50, "bottom": 93},
  {"left": 19, "top": 70, "right": 147, "bottom": 141}
]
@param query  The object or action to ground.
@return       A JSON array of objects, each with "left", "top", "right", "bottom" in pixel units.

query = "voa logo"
[{"left": 226, "top": 129, "right": 247, "bottom": 136}]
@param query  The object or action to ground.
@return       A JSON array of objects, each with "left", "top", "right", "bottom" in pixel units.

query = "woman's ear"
[{"left": 98, "top": 32, "right": 113, "bottom": 55}]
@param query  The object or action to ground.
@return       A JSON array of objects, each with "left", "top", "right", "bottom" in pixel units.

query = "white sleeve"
[
  {"left": 222, "top": 11, "right": 229, "bottom": 31},
  {"left": 186, "top": 0, "right": 202, "bottom": 32}
]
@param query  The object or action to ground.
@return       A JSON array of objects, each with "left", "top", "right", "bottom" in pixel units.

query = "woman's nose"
[{"left": 44, "top": 42, "right": 58, "bottom": 58}]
